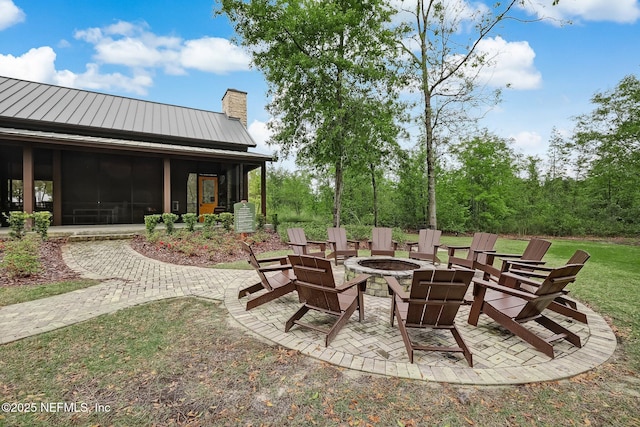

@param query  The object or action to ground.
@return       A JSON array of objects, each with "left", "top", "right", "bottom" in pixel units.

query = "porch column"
[
  {"left": 163, "top": 158, "right": 171, "bottom": 214},
  {"left": 261, "top": 163, "right": 267, "bottom": 217},
  {"left": 22, "top": 144, "right": 34, "bottom": 214},
  {"left": 52, "top": 150, "right": 62, "bottom": 225}
]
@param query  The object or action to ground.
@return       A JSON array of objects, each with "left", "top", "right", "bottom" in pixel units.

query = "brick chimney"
[{"left": 222, "top": 88, "right": 247, "bottom": 127}]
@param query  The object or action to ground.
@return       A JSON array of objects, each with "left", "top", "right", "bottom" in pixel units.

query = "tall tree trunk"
[{"left": 370, "top": 163, "right": 378, "bottom": 226}]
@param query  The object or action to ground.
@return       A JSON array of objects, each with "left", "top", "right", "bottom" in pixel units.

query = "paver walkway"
[{"left": 0, "top": 239, "right": 617, "bottom": 385}]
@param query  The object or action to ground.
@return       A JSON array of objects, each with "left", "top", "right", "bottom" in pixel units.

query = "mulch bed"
[
  {"left": 0, "top": 238, "right": 80, "bottom": 287},
  {"left": 1, "top": 232, "right": 291, "bottom": 287}
]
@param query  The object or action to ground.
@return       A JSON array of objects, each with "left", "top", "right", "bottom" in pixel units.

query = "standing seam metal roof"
[{"left": 0, "top": 76, "right": 256, "bottom": 149}]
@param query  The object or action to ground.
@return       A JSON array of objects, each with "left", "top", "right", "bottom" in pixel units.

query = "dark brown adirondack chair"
[
  {"left": 407, "top": 229, "right": 442, "bottom": 264},
  {"left": 368, "top": 227, "right": 398, "bottom": 256},
  {"left": 447, "top": 232, "right": 498, "bottom": 269},
  {"left": 326, "top": 227, "right": 360, "bottom": 265},
  {"left": 287, "top": 228, "right": 326, "bottom": 257},
  {"left": 385, "top": 268, "right": 475, "bottom": 365},
  {"left": 475, "top": 238, "right": 552, "bottom": 280},
  {"left": 285, "top": 255, "right": 369, "bottom": 346},
  {"left": 501, "top": 250, "right": 591, "bottom": 324},
  {"left": 237, "top": 242, "right": 296, "bottom": 310},
  {"left": 468, "top": 263, "right": 585, "bottom": 358}
]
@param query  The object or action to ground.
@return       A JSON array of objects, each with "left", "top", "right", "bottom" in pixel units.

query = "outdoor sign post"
[{"left": 233, "top": 200, "right": 256, "bottom": 233}]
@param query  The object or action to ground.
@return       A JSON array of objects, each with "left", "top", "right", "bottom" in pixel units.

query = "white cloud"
[
  {"left": 248, "top": 120, "right": 272, "bottom": 154},
  {"left": 521, "top": 0, "right": 640, "bottom": 24},
  {"left": 181, "top": 37, "right": 251, "bottom": 74},
  {"left": 75, "top": 21, "right": 250, "bottom": 76},
  {"left": 0, "top": 47, "right": 57, "bottom": 82},
  {"left": 474, "top": 36, "right": 542, "bottom": 90},
  {"left": 0, "top": 0, "right": 25, "bottom": 30},
  {"left": 0, "top": 47, "right": 153, "bottom": 95},
  {"left": 510, "top": 130, "right": 545, "bottom": 155}
]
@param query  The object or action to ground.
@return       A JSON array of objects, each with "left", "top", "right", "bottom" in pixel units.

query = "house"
[{"left": 0, "top": 76, "right": 271, "bottom": 226}]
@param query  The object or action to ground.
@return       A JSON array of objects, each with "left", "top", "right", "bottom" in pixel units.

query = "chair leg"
[
  {"left": 285, "top": 305, "right": 309, "bottom": 332},
  {"left": 245, "top": 283, "right": 295, "bottom": 311},
  {"left": 451, "top": 326, "right": 473, "bottom": 367},
  {"left": 535, "top": 315, "right": 582, "bottom": 348},
  {"left": 467, "top": 286, "right": 486, "bottom": 326},
  {"left": 547, "top": 300, "right": 588, "bottom": 324},
  {"left": 325, "top": 301, "right": 358, "bottom": 346},
  {"left": 483, "top": 303, "right": 555, "bottom": 358},
  {"left": 237, "top": 282, "right": 264, "bottom": 299},
  {"left": 394, "top": 307, "right": 414, "bottom": 363}
]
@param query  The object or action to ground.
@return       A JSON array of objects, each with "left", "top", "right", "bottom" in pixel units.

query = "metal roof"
[
  {"left": 0, "top": 76, "right": 257, "bottom": 150},
  {"left": 0, "top": 127, "right": 271, "bottom": 163}
]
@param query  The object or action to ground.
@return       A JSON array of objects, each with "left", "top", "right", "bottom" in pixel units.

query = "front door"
[{"left": 198, "top": 175, "right": 218, "bottom": 217}]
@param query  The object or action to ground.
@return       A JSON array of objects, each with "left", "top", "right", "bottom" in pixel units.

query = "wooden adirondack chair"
[
  {"left": 285, "top": 255, "right": 369, "bottom": 346},
  {"left": 326, "top": 227, "right": 360, "bottom": 265},
  {"left": 447, "top": 232, "right": 498, "bottom": 269},
  {"left": 468, "top": 263, "right": 584, "bottom": 358},
  {"left": 475, "top": 238, "right": 552, "bottom": 280},
  {"left": 501, "top": 250, "right": 591, "bottom": 324},
  {"left": 407, "top": 229, "right": 442, "bottom": 265},
  {"left": 237, "top": 242, "right": 296, "bottom": 310},
  {"left": 369, "top": 227, "right": 398, "bottom": 256},
  {"left": 287, "top": 228, "right": 326, "bottom": 257},
  {"left": 385, "top": 268, "right": 475, "bottom": 365}
]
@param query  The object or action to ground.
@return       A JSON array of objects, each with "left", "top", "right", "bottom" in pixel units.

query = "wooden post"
[
  {"left": 163, "top": 158, "right": 171, "bottom": 214},
  {"left": 22, "top": 144, "right": 34, "bottom": 215}
]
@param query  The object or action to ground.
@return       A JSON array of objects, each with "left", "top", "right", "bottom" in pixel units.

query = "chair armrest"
[
  {"left": 256, "top": 255, "right": 289, "bottom": 264},
  {"left": 497, "top": 271, "right": 544, "bottom": 289},
  {"left": 307, "top": 240, "right": 327, "bottom": 248},
  {"left": 258, "top": 263, "right": 293, "bottom": 273},
  {"left": 384, "top": 276, "right": 409, "bottom": 299},
  {"left": 336, "top": 273, "right": 370, "bottom": 291},
  {"left": 473, "top": 278, "right": 538, "bottom": 300},
  {"left": 406, "top": 242, "right": 418, "bottom": 250},
  {"left": 447, "top": 245, "right": 470, "bottom": 256},
  {"left": 287, "top": 241, "right": 305, "bottom": 247}
]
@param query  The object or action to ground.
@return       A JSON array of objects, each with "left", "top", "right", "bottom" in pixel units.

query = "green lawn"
[{"left": 0, "top": 236, "right": 638, "bottom": 426}]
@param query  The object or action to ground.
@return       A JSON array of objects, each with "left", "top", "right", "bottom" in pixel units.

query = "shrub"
[
  {"left": 201, "top": 213, "right": 219, "bottom": 230},
  {"left": 4, "top": 211, "right": 30, "bottom": 239},
  {"left": 144, "top": 214, "right": 162, "bottom": 235},
  {"left": 256, "top": 214, "right": 266, "bottom": 231},
  {"left": 270, "top": 213, "right": 279, "bottom": 233},
  {"left": 219, "top": 212, "right": 234, "bottom": 231},
  {"left": 32, "top": 211, "right": 52, "bottom": 240},
  {"left": 0, "top": 235, "right": 41, "bottom": 278},
  {"left": 181, "top": 213, "right": 199, "bottom": 232},
  {"left": 162, "top": 212, "right": 179, "bottom": 235}
]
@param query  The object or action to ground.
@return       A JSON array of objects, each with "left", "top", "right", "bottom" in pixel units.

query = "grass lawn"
[{"left": 0, "top": 236, "right": 638, "bottom": 426}]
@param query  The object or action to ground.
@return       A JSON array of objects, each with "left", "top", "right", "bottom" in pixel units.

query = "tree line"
[
  {"left": 251, "top": 74, "right": 639, "bottom": 237},
  {"left": 219, "top": 1, "right": 638, "bottom": 236}
]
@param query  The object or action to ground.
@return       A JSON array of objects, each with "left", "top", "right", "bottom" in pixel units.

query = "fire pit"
[{"left": 343, "top": 256, "right": 434, "bottom": 297}]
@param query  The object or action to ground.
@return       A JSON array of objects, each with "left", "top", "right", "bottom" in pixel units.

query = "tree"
[
  {"left": 572, "top": 74, "right": 640, "bottom": 232},
  {"left": 451, "top": 132, "right": 519, "bottom": 232},
  {"left": 217, "top": 0, "right": 404, "bottom": 227},
  {"left": 395, "top": 0, "right": 549, "bottom": 229}
]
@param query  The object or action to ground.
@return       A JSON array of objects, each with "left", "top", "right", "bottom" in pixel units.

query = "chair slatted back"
[
  {"left": 469, "top": 232, "right": 498, "bottom": 264},
  {"left": 289, "top": 255, "right": 340, "bottom": 313},
  {"left": 521, "top": 239, "right": 552, "bottom": 261},
  {"left": 405, "top": 269, "right": 474, "bottom": 327},
  {"left": 567, "top": 250, "right": 590, "bottom": 265},
  {"left": 287, "top": 228, "right": 308, "bottom": 255},
  {"left": 241, "top": 241, "right": 272, "bottom": 290},
  {"left": 417, "top": 229, "right": 441, "bottom": 253},
  {"left": 327, "top": 227, "right": 348, "bottom": 251},
  {"left": 515, "top": 263, "right": 584, "bottom": 320},
  {"left": 371, "top": 228, "right": 392, "bottom": 251}
]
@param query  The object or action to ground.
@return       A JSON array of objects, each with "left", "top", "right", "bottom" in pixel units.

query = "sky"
[{"left": 1, "top": 0, "right": 639, "bottom": 169}]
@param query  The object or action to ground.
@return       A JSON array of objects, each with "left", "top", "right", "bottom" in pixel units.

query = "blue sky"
[{"left": 1, "top": 0, "right": 639, "bottom": 168}]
